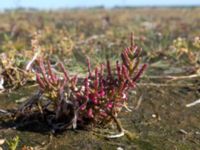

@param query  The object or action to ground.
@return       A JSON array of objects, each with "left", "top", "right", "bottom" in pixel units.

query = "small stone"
[
  {"left": 195, "top": 131, "right": 200, "bottom": 135},
  {"left": 152, "top": 114, "right": 156, "bottom": 118},
  {"left": 0, "top": 139, "right": 5, "bottom": 145},
  {"left": 117, "top": 147, "right": 124, "bottom": 150}
]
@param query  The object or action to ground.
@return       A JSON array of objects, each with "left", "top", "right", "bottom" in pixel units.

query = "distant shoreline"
[{"left": 0, "top": 5, "right": 200, "bottom": 11}]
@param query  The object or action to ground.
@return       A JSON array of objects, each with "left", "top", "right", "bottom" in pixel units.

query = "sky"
[{"left": 0, "top": 0, "right": 200, "bottom": 10}]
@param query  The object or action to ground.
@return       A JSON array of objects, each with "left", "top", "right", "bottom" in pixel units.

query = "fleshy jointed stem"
[{"left": 14, "top": 34, "right": 147, "bottom": 137}]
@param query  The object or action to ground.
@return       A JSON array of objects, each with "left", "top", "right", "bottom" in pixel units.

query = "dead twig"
[
  {"left": 186, "top": 99, "right": 200, "bottom": 107},
  {"left": 143, "top": 73, "right": 200, "bottom": 81},
  {"left": 138, "top": 83, "right": 195, "bottom": 87},
  {"left": 106, "top": 115, "right": 125, "bottom": 138},
  {"left": 135, "top": 95, "right": 143, "bottom": 110},
  {"left": 26, "top": 49, "right": 40, "bottom": 71}
]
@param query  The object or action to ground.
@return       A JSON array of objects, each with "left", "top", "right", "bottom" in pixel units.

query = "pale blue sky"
[{"left": 0, "top": 0, "right": 200, "bottom": 10}]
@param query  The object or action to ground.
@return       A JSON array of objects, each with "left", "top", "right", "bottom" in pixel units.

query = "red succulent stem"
[
  {"left": 36, "top": 73, "right": 45, "bottom": 89},
  {"left": 84, "top": 77, "right": 89, "bottom": 99},
  {"left": 132, "top": 64, "right": 147, "bottom": 82},
  {"left": 47, "top": 60, "right": 57, "bottom": 84},
  {"left": 132, "top": 46, "right": 140, "bottom": 59},
  {"left": 122, "top": 65, "right": 135, "bottom": 87},
  {"left": 106, "top": 59, "right": 112, "bottom": 78},
  {"left": 94, "top": 68, "right": 99, "bottom": 91},
  {"left": 37, "top": 59, "right": 52, "bottom": 88},
  {"left": 116, "top": 61, "right": 121, "bottom": 80},
  {"left": 59, "top": 62, "right": 69, "bottom": 81},
  {"left": 130, "top": 32, "right": 134, "bottom": 48}
]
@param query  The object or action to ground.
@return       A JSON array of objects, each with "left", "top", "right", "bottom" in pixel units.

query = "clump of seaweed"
[{"left": 1, "top": 36, "right": 147, "bottom": 138}]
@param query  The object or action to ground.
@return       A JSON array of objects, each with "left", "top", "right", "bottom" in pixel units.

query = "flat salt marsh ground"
[
  {"left": 0, "top": 8, "right": 200, "bottom": 149},
  {"left": 0, "top": 78, "right": 199, "bottom": 150}
]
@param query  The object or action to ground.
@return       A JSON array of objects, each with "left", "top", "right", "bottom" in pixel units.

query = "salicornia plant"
[{"left": 13, "top": 35, "right": 147, "bottom": 138}]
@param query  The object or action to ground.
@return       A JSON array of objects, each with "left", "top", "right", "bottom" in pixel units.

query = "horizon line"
[{"left": 1, "top": 4, "right": 200, "bottom": 10}]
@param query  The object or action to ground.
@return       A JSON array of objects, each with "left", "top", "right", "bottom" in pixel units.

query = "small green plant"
[{"left": 6, "top": 136, "right": 20, "bottom": 150}]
